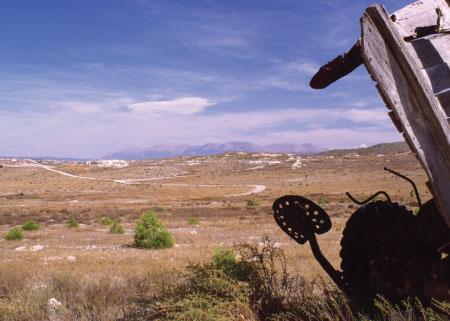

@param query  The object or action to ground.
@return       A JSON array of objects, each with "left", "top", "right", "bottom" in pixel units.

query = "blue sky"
[{"left": 0, "top": 0, "right": 412, "bottom": 158}]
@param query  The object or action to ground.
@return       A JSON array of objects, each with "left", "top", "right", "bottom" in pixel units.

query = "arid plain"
[{"left": 0, "top": 143, "right": 431, "bottom": 319}]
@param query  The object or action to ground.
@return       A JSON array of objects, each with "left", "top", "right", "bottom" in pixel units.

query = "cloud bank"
[{"left": 129, "top": 97, "right": 215, "bottom": 114}]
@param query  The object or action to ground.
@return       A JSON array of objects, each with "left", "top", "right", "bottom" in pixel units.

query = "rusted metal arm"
[
  {"left": 346, "top": 190, "right": 392, "bottom": 205},
  {"left": 308, "top": 233, "right": 349, "bottom": 294},
  {"left": 384, "top": 167, "right": 422, "bottom": 209}
]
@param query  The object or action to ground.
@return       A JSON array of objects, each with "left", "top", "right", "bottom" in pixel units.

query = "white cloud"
[
  {"left": 257, "top": 59, "right": 321, "bottom": 92},
  {"left": 282, "top": 61, "right": 320, "bottom": 76},
  {"left": 259, "top": 76, "right": 310, "bottom": 92},
  {"left": 128, "top": 97, "right": 215, "bottom": 115},
  {"left": 54, "top": 102, "right": 102, "bottom": 114},
  {"left": 343, "top": 108, "right": 388, "bottom": 123},
  {"left": 350, "top": 100, "right": 370, "bottom": 108}
]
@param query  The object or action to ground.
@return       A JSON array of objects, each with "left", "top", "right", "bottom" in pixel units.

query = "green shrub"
[
  {"left": 150, "top": 247, "right": 253, "bottom": 320},
  {"left": 188, "top": 217, "right": 200, "bottom": 225},
  {"left": 246, "top": 199, "right": 259, "bottom": 207},
  {"left": 154, "top": 293, "right": 253, "bottom": 321},
  {"left": 211, "top": 248, "right": 250, "bottom": 281},
  {"left": 212, "top": 249, "right": 237, "bottom": 268},
  {"left": 318, "top": 196, "right": 329, "bottom": 205},
  {"left": 150, "top": 238, "right": 294, "bottom": 320},
  {"left": 110, "top": 221, "right": 124, "bottom": 234},
  {"left": 133, "top": 210, "right": 174, "bottom": 249},
  {"left": 21, "top": 220, "right": 40, "bottom": 231},
  {"left": 101, "top": 216, "right": 114, "bottom": 226},
  {"left": 5, "top": 228, "right": 23, "bottom": 241},
  {"left": 67, "top": 217, "right": 79, "bottom": 228}
]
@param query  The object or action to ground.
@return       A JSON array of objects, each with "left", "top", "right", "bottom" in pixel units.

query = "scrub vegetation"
[{"left": 0, "top": 148, "right": 443, "bottom": 320}]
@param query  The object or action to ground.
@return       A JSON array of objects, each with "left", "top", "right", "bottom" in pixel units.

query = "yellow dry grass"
[{"left": 0, "top": 151, "right": 431, "bottom": 320}]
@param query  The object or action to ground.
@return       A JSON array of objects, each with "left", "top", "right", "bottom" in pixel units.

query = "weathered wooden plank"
[
  {"left": 409, "top": 33, "right": 450, "bottom": 69},
  {"left": 406, "top": 33, "right": 450, "bottom": 115},
  {"left": 392, "top": 0, "right": 450, "bottom": 39},
  {"left": 407, "top": 33, "right": 450, "bottom": 102},
  {"left": 388, "top": 110, "right": 405, "bottom": 133},
  {"left": 361, "top": 5, "right": 450, "bottom": 226},
  {"left": 436, "top": 89, "right": 450, "bottom": 115},
  {"left": 420, "top": 63, "right": 450, "bottom": 94}
]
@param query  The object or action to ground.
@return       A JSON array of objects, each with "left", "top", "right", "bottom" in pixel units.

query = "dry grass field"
[{"left": 0, "top": 147, "right": 443, "bottom": 320}]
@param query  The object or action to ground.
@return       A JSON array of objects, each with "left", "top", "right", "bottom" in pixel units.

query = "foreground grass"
[
  {"left": 0, "top": 239, "right": 449, "bottom": 321},
  {"left": 141, "top": 239, "right": 450, "bottom": 321}
]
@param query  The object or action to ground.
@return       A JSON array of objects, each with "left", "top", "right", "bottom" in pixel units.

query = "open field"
[{"left": 0, "top": 148, "right": 435, "bottom": 320}]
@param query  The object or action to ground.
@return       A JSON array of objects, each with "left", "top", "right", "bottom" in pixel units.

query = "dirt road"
[{"left": 1, "top": 161, "right": 266, "bottom": 197}]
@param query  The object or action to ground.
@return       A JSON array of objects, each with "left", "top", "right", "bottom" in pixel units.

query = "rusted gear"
[{"left": 340, "top": 200, "right": 449, "bottom": 304}]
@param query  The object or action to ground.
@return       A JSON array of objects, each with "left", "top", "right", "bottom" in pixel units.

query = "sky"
[{"left": 0, "top": 0, "right": 413, "bottom": 158}]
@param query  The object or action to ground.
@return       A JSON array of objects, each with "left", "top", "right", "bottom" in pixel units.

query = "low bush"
[
  {"left": 101, "top": 216, "right": 114, "bottom": 226},
  {"left": 318, "top": 196, "right": 329, "bottom": 205},
  {"left": 188, "top": 218, "right": 199, "bottom": 225},
  {"left": 147, "top": 237, "right": 338, "bottom": 320},
  {"left": 67, "top": 218, "right": 79, "bottom": 228},
  {"left": 211, "top": 248, "right": 251, "bottom": 281},
  {"left": 133, "top": 210, "right": 173, "bottom": 249},
  {"left": 22, "top": 220, "right": 40, "bottom": 231},
  {"left": 110, "top": 221, "right": 124, "bottom": 234},
  {"left": 5, "top": 228, "right": 23, "bottom": 241},
  {"left": 246, "top": 199, "right": 260, "bottom": 207},
  {"left": 148, "top": 248, "right": 253, "bottom": 320}
]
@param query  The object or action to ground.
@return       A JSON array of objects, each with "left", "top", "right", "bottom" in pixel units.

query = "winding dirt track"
[{"left": 1, "top": 161, "right": 266, "bottom": 197}]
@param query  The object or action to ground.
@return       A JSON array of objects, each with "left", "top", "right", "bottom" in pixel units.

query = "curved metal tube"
[
  {"left": 384, "top": 167, "right": 422, "bottom": 209},
  {"left": 308, "top": 233, "right": 350, "bottom": 295},
  {"left": 346, "top": 191, "right": 392, "bottom": 205}
]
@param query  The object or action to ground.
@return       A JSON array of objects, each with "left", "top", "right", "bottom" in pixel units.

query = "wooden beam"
[
  {"left": 392, "top": 0, "right": 450, "bottom": 39},
  {"left": 361, "top": 5, "right": 450, "bottom": 226}
]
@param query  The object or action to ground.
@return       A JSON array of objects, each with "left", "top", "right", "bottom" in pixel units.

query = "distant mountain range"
[
  {"left": 0, "top": 142, "right": 409, "bottom": 162},
  {"left": 104, "top": 141, "right": 327, "bottom": 160}
]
